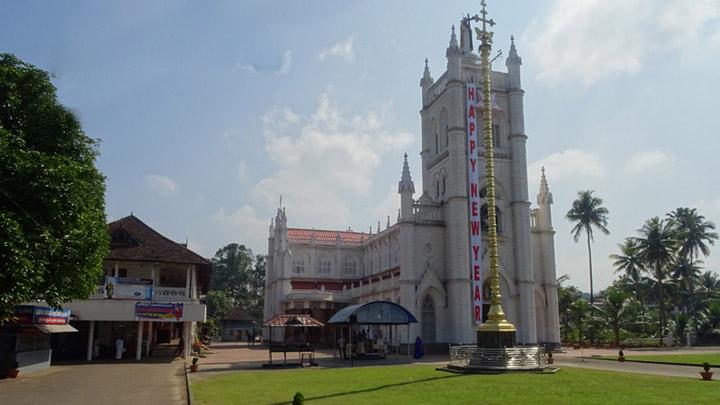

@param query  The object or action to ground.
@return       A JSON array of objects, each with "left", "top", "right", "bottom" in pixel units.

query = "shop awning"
[{"left": 35, "top": 324, "right": 79, "bottom": 333}]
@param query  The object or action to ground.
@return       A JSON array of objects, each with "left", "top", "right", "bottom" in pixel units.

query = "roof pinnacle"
[{"left": 398, "top": 153, "right": 415, "bottom": 194}]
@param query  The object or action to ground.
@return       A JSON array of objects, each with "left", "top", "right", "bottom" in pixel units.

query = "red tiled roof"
[
  {"left": 287, "top": 228, "right": 370, "bottom": 246},
  {"left": 105, "top": 215, "right": 212, "bottom": 291}
]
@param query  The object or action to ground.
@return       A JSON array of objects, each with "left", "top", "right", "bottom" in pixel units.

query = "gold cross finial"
[{"left": 479, "top": 0, "right": 495, "bottom": 33}]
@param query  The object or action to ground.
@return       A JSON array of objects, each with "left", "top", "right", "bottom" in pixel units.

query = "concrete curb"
[
  {"left": 184, "top": 360, "right": 193, "bottom": 405},
  {"left": 589, "top": 357, "right": 720, "bottom": 368}
]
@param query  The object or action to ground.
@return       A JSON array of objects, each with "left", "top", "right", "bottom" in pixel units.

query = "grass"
[
  {"left": 605, "top": 353, "right": 720, "bottom": 366},
  {"left": 192, "top": 364, "right": 719, "bottom": 405}
]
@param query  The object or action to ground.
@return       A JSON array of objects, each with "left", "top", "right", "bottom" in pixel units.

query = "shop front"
[{"left": 0, "top": 305, "right": 78, "bottom": 375}]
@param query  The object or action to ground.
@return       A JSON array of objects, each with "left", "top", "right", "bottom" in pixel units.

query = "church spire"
[
  {"left": 449, "top": 24, "right": 458, "bottom": 49},
  {"left": 420, "top": 58, "right": 433, "bottom": 87},
  {"left": 506, "top": 35, "right": 522, "bottom": 89},
  {"left": 537, "top": 167, "right": 553, "bottom": 205},
  {"left": 398, "top": 153, "right": 415, "bottom": 194}
]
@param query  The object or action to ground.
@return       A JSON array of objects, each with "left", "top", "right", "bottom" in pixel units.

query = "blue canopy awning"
[{"left": 327, "top": 300, "right": 417, "bottom": 325}]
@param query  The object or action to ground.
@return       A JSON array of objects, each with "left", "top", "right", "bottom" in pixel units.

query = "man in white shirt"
[{"left": 115, "top": 337, "right": 125, "bottom": 360}]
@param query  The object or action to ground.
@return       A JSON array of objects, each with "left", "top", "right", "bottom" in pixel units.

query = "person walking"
[{"left": 338, "top": 336, "right": 346, "bottom": 359}]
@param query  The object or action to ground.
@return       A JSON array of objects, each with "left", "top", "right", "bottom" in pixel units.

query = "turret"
[
  {"left": 420, "top": 59, "right": 434, "bottom": 107},
  {"left": 398, "top": 153, "right": 415, "bottom": 222},
  {"left": 535, "top": 167, "right": 553, "bottom": 231},
  {"left": 446, "top": 25, "right": 461, "bottom": 80},
  {"left": 506, "top": 35, "right": 522, "bottom": 90}
]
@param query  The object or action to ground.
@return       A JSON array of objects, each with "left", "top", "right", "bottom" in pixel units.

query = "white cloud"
[
  {"left": 318, "top": 36, "right": 355, "bottom": 62},
  {"left": 526, "top": 0, "right": 720, "bottom": 85},
  {"left": 529, "top": 149, "right": 606, "bottom": 182},
  {"left": 144, "top": 174, "right": 177, "bottom": 194},
  {"left": 251, "top": 92, "right": 412, "bottom": 229},
  {"left": 694, "top": 196, "right": 720, "bottom": 221},
  {"left": 237, "top": 160, "right": 248, "bottom": 182},
  {"left": 213, "top": 206, "right": 269, "bottom": 254},
  {"left": 625, "top": 150, "right": 674, "bottom": 174},
  {"left": 278, "top": 50, "right": 292, "bottom": 74},
  {"left": 233, "top": 49, "right": 293, "bottom": 75}
]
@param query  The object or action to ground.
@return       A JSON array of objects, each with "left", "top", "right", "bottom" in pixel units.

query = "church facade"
[{"left": 263, "top": 21, "right": 560, "bottom": 347}]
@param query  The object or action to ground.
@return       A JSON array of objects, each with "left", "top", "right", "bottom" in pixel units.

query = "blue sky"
[{"left": 3, "top": 0, "right": 719, "bottom": 292}]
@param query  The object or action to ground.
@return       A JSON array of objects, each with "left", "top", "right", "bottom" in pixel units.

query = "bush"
[{"left": 293, "top": 392, "right": 304, "bottom": 405}]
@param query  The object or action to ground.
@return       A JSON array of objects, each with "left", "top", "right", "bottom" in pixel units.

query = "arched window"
[
  {"left": 421, "top": 295, "right": 436, "bottom": 343},
  {"left": 436, "top": 181, "right": 440, "bottom": 199},
  {"left": 492, "top": 124, "right": 501, "bottom": 148},
  {"left": 442, "top": 176, "right": 446, "bottom": 195},
  {"left": 317, "top": 257, "right": 331, "bottom": 274},
  {"left": 343, "top": 257, "right": 357, "bottom": 275},
  {"left": 292, "top": 259, "right": 305, "bottom": 274},
  {"left": 480, "top": 204, "right": 502, "bottom": 234},
  {"left": 440, "top": 108, "right": 448, "bottom": 149}
]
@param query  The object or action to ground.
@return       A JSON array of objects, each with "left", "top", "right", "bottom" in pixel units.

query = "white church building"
[{"left": 264, "top": 20, "right": 561, "bottom": 347}]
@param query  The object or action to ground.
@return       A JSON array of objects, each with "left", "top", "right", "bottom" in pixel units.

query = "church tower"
[{"left": 417, "top": 19, "right": 546, "bottom": 344}]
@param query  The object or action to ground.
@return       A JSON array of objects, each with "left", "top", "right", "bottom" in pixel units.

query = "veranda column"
[
  {"left": 146, "top": 321, "right": 153, "bottom": 357},
  {"left": 185, "top": 265, "right": 191, "bottom": 298},
  {"left": 136, "top": 321, "right": 144, "bottom": 361},
  {"left": 182, "top": 321, "right": 191, "bottom": 359},
  {"left": 86, "top": 321, "right": 95, "bottom": 361}
]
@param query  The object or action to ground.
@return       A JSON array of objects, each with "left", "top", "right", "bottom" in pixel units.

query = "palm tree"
[
  {"left": 698, "top": 271, "right": 720, "bottom": 302},
  {"left": 634, "top": 217, "right": 677, "bottom": 345},
  {"left": 670, "top": 258, "right": 703, "bottom": 314},
  {"left": 599, "top": 287, "right": 632, "bottom": 346},
  {"left": 557, "top": 275, "right": 582, "bottom": 342},
  {"left": 610, "top": 238, "right": 644, "bottom": 284},
  {"left": 667, "top": 208, "right": 718, "bottom": 316},
  {"left": 566, "top": 191, "right": 610, "bottom": 314}
]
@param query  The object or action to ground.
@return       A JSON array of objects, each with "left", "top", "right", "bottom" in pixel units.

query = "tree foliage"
[
  {"left": 0, "top": 54, "right": 108, "bottom": 324},
  {"left": 209, "top": 243, "right": 265, "bottom": 321}
]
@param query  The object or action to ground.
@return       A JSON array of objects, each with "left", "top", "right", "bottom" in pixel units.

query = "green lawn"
[
  {"left": 607, "top": 353, "right": 720, "bottom": 366},
  {"left": 192, "top": 365, "right": 719, "bottom": 405}
]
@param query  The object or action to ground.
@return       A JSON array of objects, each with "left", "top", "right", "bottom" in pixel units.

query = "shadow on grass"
[{"left": 268, "top": 374, "right": 466, "bottom": 404}]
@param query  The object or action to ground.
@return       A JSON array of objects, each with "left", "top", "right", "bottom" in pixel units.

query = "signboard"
[
  {"left": 104, "top": 277, "right": 153, "bottom": 300},
  {"left": 15, "top": 305, "right": 70, "bottom": 325},
  {"left": 467, "top": 84, "right": 483, "bottom": 326},
  {"left": 135, "top": 303, "right": 184, "bottom": 321}
]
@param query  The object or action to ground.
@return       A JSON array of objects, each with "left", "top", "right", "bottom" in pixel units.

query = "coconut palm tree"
[
  {"left": 566, "top": 191, "right": 610, "bottom": 315},
  {"left": 670, "top": 258, "right": 703, "bottom": 314},
  {"left": 634, "top": 217, "right": 677, "bottom": 345},
  {"left": 599, "top": 286, "right": 632, "bottom": 346},
  {"left": 667, "top": 208, "right": 718, "bottom": 317},
  {"left": 698, "top": 271, "right": 720, "bottom": 302}
]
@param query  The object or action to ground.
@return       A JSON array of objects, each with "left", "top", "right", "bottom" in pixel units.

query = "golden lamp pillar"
[{"left": 474, "top": 0, "right": 516, "bottom": 348}]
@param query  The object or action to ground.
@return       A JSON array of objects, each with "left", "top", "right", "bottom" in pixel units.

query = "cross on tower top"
[{"left": 479, "top": 0, "right": 495, "bottom": 33}]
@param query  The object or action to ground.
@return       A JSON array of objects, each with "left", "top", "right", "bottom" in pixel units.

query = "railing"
[
  {"left": 153, "top": 287, "right": 190, "bottom": 300},
  {"left": 448, "top": 345, "right": 547, "bottom": 370},
  {"left": 413, "top": 202, "right": 443, "bottom": 223}
]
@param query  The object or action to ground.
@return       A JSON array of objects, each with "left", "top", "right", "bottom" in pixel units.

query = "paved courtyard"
[{"left": 0, "top": 359, "right": 187, "bottom": 405}]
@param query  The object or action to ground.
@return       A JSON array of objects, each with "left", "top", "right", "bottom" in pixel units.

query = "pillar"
[
  {"left": 191, "top": 266, "right": 197, "bottom": 299},
  {"left": 136, "top": 321, "right": 144, "bottom": 361},
  {"left": 86, "top": 321, "right": 95, "bottom": 361},
  {"left": 182, "top": 321, "right": 191, "bottom": 359},
  {"left": 186, "top": 266, "right": 191, "bottom": 298},
  {"left": 146, "top": 321, "right": 153, "bottom": 357}
]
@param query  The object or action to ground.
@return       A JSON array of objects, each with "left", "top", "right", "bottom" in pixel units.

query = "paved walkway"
[{"left": 0, "top": 359, "right": 187, "bottom": 405}]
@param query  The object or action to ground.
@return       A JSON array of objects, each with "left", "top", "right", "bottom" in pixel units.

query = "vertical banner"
[{"left": 467, "top": 84, "right": 483, "bottom": 325}]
